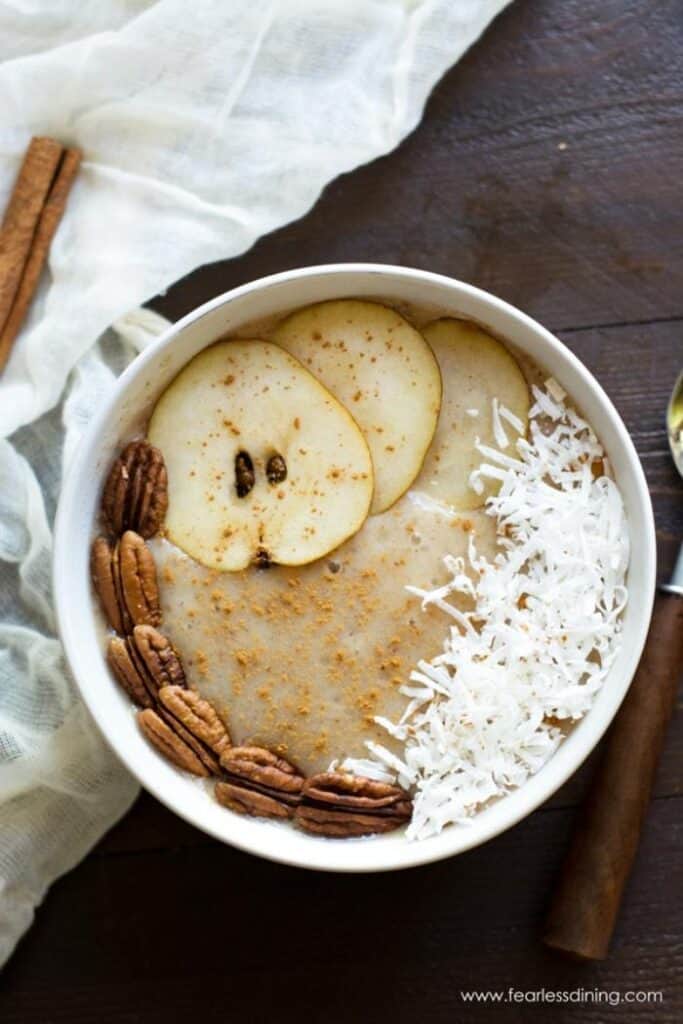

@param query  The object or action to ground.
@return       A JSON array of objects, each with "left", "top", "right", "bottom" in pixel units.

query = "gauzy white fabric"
[{"left": 0, "top": 0, "right": 512, "bottom": 965}]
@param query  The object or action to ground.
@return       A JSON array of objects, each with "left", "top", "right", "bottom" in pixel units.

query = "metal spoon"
[
  {"left": 545, "top": 371, "right": 683, "bottom": 959},
  {"left": 664, "top": 370, "right": 683, "bottom": 593}
]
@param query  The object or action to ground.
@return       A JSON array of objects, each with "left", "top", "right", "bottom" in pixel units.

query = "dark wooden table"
[{"left": 4, "top": 2, "right": 682, "bottom": 1020}]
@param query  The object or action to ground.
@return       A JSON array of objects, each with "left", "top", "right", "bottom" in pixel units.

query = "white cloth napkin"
[{"left": 0, "top": 0, "right": 511, "bottom": 965}]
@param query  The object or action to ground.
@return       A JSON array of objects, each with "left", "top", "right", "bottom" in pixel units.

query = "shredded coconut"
[
  {"left": 545, "top": 376, "right": 567, "bottom": 403},
  {"left": 343, "top": 384, "right": 629, "bottom": 840},
  {"left": 498, "top": 402, "right": 525, "bottom": 436},
  {"left": 466, "top": 408, "right": 480, "bottom": 418},
  {"left": 491, "top": 398, "right": 510, "bottom": 449}
]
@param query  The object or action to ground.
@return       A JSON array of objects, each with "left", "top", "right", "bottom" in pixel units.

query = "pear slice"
[
  {"left": 147, "top": 339, "right": 373, "bottom": 571},
  {"left": 414, "top": 319, "right": 530, "bottom": 509},
  {"left": 272, "top": 300, "right": 442, "bottom": 514}
]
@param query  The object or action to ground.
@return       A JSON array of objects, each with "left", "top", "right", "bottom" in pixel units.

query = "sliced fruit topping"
[
  {"left": 147, "top": 339, "right": 373, "bottom": 571},
  {"left": 272, "top": 299, "right": 441, "bottom": 514},
  {"left": 414, "top": 319, "right": 530, "bottom": 509}
]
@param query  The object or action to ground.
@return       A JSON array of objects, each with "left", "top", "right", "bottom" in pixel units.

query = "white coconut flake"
[
  {"left": 466, "top": 408, "right": 480, "bottom": 418},
  {"left": 492, "top": 397, "right": 510, "bottom": 449},
  {"left": 346, "top": 385, "right": 630, "bottom": 841},
  {"left": 529, "top": 383, "right": 563, "bottom": 420},
  {"left": 468, "top": 470, "right": 485, "bottom": 495},
  {"left": 340, "top": 757, "right": 396, "bottom": 784},
  {"left": 545, "top": 376, "right": 567, "bottom": 403},
  {"left": 498, "top": 402, "right": 525, "bottom": 435}
]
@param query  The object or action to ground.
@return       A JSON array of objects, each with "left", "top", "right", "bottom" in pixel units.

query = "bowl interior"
[{"left": 53, "top": 265, "right": 656, "bottom": 872}]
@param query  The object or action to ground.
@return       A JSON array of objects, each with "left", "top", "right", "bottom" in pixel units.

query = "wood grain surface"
[{"left": 3, "top": 1, "right": 682, "bottom": 1020}]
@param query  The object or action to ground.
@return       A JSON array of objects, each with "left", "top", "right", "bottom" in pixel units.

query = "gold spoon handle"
[{"left": 543, "top": 591, "right": 683, "bottom": 960}]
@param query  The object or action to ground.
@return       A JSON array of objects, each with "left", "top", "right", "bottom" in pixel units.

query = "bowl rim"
[{"left": 53, "top": 262, "right": 657, "bottom": 872}]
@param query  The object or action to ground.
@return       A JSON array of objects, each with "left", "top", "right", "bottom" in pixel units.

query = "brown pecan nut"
[
  {"left": 302, "top": 772, "right": 410, "bottom": 811},
  {"left": 215, "top": 781, "right": 291, "bottom": 820},
  {"left": 294, "top": 805, "right": 410, "bottom": 837},
  {"left": 156, "top": 706, "right": 220, "bottom": 775},
  {"left": 118, "top": 531, "right": 161, "bottom": 628},
  {"left": 132, "top": 624, "right": 186, "bottom": 692},
  {"left": 92, "top": 532, "right": 161, "bottom": 634},
  {"left": 158, "top": 686, "right": 231, "bottom": 756},
  {"left": 107, "top": 627, "right": 185, "bottom": 706},
  {"left": 91, "top": 536, "right": 126, "bottom": 634},
  {"left": 138, "top": 708, "right": 210, "bottom": 777},
  {"left": 295, "top": 772, "right": 412, "bottom": 838},
  {"left": 107, "top": 636, "right": 153, "bottom": 708},
  {"left": 109, "top": 538, "right": 132, "bottom": 634},
  {"left": 218, "top": 746, "right": 304, "bottom": 819},
  {"left": 101, "top": 440, "right": 168, "bottom": 538}
]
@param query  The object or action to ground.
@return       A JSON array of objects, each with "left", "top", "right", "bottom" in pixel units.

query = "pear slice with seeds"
[
  {"left": 272, "top": 300, "right": 442, "bottom": 514},
  {"left": 147, "top": 339, "right": 373, "bottom": 571},
  {"left": 414, "top": 319, "right": 530, "bottom": 509}
]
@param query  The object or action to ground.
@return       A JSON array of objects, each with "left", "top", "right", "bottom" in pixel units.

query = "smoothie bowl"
[{"left": 53, "top": 264, "right": 656, "bottom": 872}]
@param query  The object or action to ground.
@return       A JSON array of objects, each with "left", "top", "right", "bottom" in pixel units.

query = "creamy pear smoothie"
[
  {"left": 148, "top": 497, "right": 497, "bottom": 775},
  {"left": 93, "top": 299, "right": 629, "bottom": 840}
]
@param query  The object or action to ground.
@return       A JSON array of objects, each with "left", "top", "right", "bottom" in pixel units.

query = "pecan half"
[
  {"left": 302, "top": 772, "right": 411, "bottom": 811},
  {"left": 109, "top": 538, "right": 132, "bottom": 634},
  {"left": 138, "top": 708, "right": 210, "bottom": 777},
  {"left": 102, "top": 440, "right": 168, "bottom": 538},
  {"left": 156, "top": 706, "right": 221, "bottom": 775},
  {"left": 91, "top": 536, "right": 126, "bottom": 634},
  {"left": 158, "top": 686, "right": 231, "bottom": 756},
  {"left": 107, "top": 626, "right": 185, "bottom": 706},
  {"left": 295, "top": 772, "right": 412, "bottom": 838},
  {"left": 215, "top": 782, "right": 291, "bottom": 820},
  {"left": 132, "top": 624, "right": 186, "bottom": 692},
  {"left": 92, "top": 532, "right": 161, "bottom": 634},
  {"left": 295, "top": 805, "right": 410, "bottom": 837},
  {"left": 107, "top": 635, "right": 153, "bottom": 708},
  {"left": 118, "top": 531, "right": 161, "bottom": 628},
  {"left": 218, "top": 746, "right": 304, "bottom": 819}
]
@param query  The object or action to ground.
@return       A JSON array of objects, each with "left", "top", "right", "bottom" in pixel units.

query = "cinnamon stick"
[
  {"left": 0, "top": 137, "right": 81, "bottom": 373},
  {"left": 0, "top": 139, "right": 63, "bottom": 330},
  {"left": 544, "top": 591, "right": 683, "bottom": 960}
]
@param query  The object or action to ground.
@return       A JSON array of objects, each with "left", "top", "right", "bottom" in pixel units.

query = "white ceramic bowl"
[{"left": 53, "top": 264, "right": 656, "bottom": 872}]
